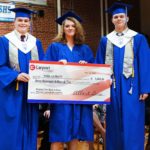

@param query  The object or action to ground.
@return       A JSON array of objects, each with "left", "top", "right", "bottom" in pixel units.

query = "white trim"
[{"left": 57, "top": 0, "right": 61, "bottom": 33}]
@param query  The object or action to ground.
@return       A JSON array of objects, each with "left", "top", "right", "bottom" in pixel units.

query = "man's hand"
[
  {"left": 17, "top": 73, "right": 30, "bottom": 82},
  {"left": 139, "top": 94, "right": 148, "bottom": 101},
  {"left": 59, "top": 59, "right": 67, "bottom": 64},
  {"left": 79, "top": 60, "right": 87, "bottom": 64},
  {"left": 43, "top": 110, "right": 50, "bottom": 119}
]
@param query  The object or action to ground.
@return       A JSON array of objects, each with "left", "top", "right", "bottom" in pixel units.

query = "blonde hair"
[{"left": 53, "top": 17, "right": 85, "bottom": 45}]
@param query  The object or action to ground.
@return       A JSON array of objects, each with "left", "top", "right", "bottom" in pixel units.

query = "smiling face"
[
  {"left": 14, "top": 17, "right": 30, "bottom": 34},
  {"left": 63, "top": 19, "right": 76, "bottom": 38},
  {"left": 112, "top": 13, "right": 129, "bottom": 31}
]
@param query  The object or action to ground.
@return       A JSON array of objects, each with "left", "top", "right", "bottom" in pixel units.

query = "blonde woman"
[{"left": 44, "top": 11, "right": 94, "bottom": 150}]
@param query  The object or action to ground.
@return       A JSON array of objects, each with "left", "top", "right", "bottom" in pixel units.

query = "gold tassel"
[
  {"left": 132, "top": 67, "right": 134, "bottom": 78},
  {"left": 16, "top": 81, "right": 19, "bottom": 91}
]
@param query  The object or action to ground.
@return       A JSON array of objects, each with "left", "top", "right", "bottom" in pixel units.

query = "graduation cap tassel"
[{"left": 16, "top": 81, "right": 19, "bottom": 91}]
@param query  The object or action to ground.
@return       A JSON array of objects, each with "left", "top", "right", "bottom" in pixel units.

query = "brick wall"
[{"left": 32, "top": 0, "right": 57, "bottom": 50}]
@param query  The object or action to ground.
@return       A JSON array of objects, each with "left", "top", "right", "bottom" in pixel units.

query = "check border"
[{"left": 28, "top": 60, "right": 111, "bottom": 104}]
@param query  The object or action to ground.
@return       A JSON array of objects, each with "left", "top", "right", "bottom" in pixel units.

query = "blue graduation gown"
[
  {"left": 0, "top": 36, "right": 44, "bottom": 150},
  {"left": 96, "top": 34, "right": 150, "bottom": 150},
  {"left": 45, "top": 42, "right": 94, "bottom": 142}
]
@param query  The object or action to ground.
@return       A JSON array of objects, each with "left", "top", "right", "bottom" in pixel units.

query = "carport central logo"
[{"left": 30, "top": 64, "right": 51, "bottom": 71}]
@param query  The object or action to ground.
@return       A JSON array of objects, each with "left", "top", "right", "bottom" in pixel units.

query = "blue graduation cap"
[
  {"left": 56, "top": 11, "right": 82, "bottom": 25},
  {"left": 106, "top": 2, "right": 132, "bottom": 16},
  {"left": 9, "top": 7, "right": 36, "bottom": 19}
]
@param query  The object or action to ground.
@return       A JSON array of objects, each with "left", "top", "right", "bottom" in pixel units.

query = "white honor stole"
[
  {"left": 106, "top": 29, "right": 138, "bottom": 78},
  {"left": 5, "top": 31, "right": 39, "bottom": 72}
]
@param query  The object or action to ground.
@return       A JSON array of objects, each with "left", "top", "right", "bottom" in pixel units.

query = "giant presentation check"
[{"left": 28, "top": 60, "right": 111, "bottom": 104}]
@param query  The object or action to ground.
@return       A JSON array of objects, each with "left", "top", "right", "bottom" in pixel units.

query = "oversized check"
[{"left": 28, "top": 60, "right": 111, "bottom": 104}]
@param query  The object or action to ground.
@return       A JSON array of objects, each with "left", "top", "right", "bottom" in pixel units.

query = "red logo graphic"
[{"left": 30, "top": 64, "right": 35, "bottom": 70}]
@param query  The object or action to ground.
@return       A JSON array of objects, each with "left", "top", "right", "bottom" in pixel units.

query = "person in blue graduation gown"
[
  {"left": 95, "top": 2, "right": 150, "bottom": 150},
  {"left": 0, "top": 8, "right": 44, "bottom": 150},
  {"left": 44, "top": 11, "right": 94, "bottom": 150}
]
